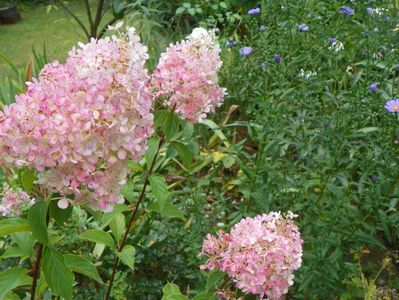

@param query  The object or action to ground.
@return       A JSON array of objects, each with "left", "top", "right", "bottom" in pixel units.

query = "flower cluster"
[
  {"left": 0, "top": 25, "right": 153, "bottom": 212},
  {"left": 0, "top": 183, "right": 34, "bottom": 217},
  {"left": 151, "top": 28, "right": 226, "bottom": 123},
  {"left": 200, "top": 212, "right": 303, "bottom": 300}
]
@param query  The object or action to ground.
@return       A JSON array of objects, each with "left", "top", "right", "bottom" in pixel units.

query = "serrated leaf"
[
  {"left": 79, "top": 230, "right": 115, "bottom": 249},
  {"left": 149, "top": 174, "right": 169, "bottom": 208},
  {"left": 171, "top": 142, "right": 193, "bottom": 167},
  {"left": 43, "top": 247, "right": 74, "bottom": 300},
  {"left": 49, "top": 200, "right": 72, "bottom": 225},
  {"left": 0, "top": 268, "right": 32, "bottom": 300},
  {"left": 101, "top": 204, "right": 128, "bottom": 229},
  {"left": 64, "top": 254, "right": 103, "bottom": 284},
  {"left": 0, "top": 218, "right": 29, "bottom": 236},
  {"left": 149, "top": 200, "right": 184, "bottom": 220},
  {"left": 161, "top": 283, "right": 188, "bottom": 300},
  {"left": 162, "top": 111, "right": 180, "bottom": 140},
  {"left": 192, "top": 291, "right": 216, "bottom": 300},
  {"left": 206, "top": 270, "right": 225, "bottom": 291},
  {"left": 27, "top": 201, "right": 48, "bottom": 244},
  {"left": 117, "top": 245, "right": 135, "bottom": 270},
  {"left": 145, "top": 136, "right": 160, "bottom": 168},
  {"left": 109, "top": 214, "right": 125, "bottom": 243},
  {"left": 20, "top": 169, "right": 35, "bottom": 193}
]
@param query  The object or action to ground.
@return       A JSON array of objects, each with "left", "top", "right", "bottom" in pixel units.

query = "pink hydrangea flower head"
[
  {"left": 200, "top": 212, "right": 303, "bottom": 300},
  {"left": 0, "top": 183, "right": 34, "bottom": 217},
  {"left": 0, "top": 24, "right": 153, "bottom": 212},
  {"left": 152, "top": 27, "right": 226, "bottom": 123}
]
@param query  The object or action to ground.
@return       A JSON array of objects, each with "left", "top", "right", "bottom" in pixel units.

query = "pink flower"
[
  {"left": 0, "top": 183, "right": 34, "bottom": 217},
  {"left": 151, "top": 28, "right": 226, "bottom": 123},
  {"left": 200, "top": 212, "right": 303, "bottom": 300},
  {"left": 0, "top": 25, "right": 153, "bottom": 212}
]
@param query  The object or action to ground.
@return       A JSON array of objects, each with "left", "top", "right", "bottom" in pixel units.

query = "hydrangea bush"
[{"left": 0, "top": 22, "right": 302, "bottom": 300}]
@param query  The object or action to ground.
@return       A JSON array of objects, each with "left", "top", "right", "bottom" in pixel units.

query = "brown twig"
[
  {"left": 30, "top": 243, "right": 44, "bottom": 300},
  {"left": 104, "top": 134, "right": 166, "bottom": 300}
]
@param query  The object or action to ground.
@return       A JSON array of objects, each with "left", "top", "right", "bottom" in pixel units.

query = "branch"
[
  {"left": 83, "top": 0, "right": 94, "bottom": 36},
  {"left": 93, "top": 0, "right": 105, "bottom": 36},
  {"left": 59, "top": 1, "right": 90, "bottom": 40},
  {"left": 30, "top": 243, "right": 44, "bottom": 300},
  {"left": 104, "top": 133, "right": 166, "bottom": 300}
]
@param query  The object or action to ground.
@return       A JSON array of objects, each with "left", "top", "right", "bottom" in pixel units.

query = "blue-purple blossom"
[
  {"left": 371, "top": 175, "right": 379, "bottom": 182},
  {"left": 328, "top": 37, "right": 337, "bottom": 43},
  {"left": 239, "top": 47, "right": 253, "bottom": 56},
  {"left": 385, "top": 99, "right": 399, "bottom": 112},
  {"left": 367, "top": 7, "right": 373, "bottom": 14},
  {"left": 259, "top": 25, "right": 266, "bottom": 30},
  {"left": 364, "top": 31, "right": 369, "bottom": 37},
  {"left": 274, "top": 54, "right": 281, "bottom": 63},
  {"left": 339, "top": 6, "right": 355, "bottom": 15},
  {"left": 369, "top": 83, "right": 377, "bottom": 92},
  {"left": 248, "top": 7, "right": 261, "bottom": 15},
  {"left": 298, "top": 23, "right": 309, "bottom": 32}
]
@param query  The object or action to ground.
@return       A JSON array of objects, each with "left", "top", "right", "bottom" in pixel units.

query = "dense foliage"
[{"left": 1, "top": 0, "right": 399, "bottom": 299}]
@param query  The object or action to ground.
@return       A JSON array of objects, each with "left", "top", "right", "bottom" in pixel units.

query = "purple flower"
[
  {"left": 369, "top": 83, "right": 377, "bottom": 92},
  {"left": 328, "top": 37, "right": 337, "bottom": 43},
  {"left": 248, "top": 7, "right": 260, "bottom": 15},
  {"left": 259, "top": 25, "right": 266, "bottom": 30},
  {"left": 364, "top": 31, "right": 369, "bottom": 37},
  {"left": 274, "top": 54, "right": 281, "bottom": 63},
  {"left": 298, "top": 23, "right": 309, "bottom": 32},
  {"left": 371, "top": 175, "right": 379, "bottom": 182},
  {"left": 385, "top": 99, "right": 399, "bottom": 112},
  {"left": 239, "top": 47, "right": 253, "bottom": 56},
  {"left": 225, "top": 40, "right": 237, "bottom": 47},
  {"left": 339, "top": 6, "right": 355, "bottom": 15},
  {"left": 367, "top": 7, "right": 373, "bottom": 14}
]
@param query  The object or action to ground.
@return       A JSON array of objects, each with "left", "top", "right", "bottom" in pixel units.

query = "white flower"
[
  {"left": 299, "top": 69, "right": 317, "bottom": 79},
  {"left": 329, "top": 41, "right": 344, "bottom": 52}
]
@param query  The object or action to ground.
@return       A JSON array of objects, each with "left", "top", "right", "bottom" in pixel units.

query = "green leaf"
[
  {"left": 64, "top": 254, "right": 103, "bottom": 284},
  {"left": 120, "top": 181, "right": 136, "bottom": 203},
  {"left": 109, "top": 214, "right": 125, "bottom": 243},
  {"left": 20, "top": 169, "right": 35, "bottom": 193},
  {"left": 27, "top": 201, "right": 48, "bottom": 244},
  {"left": 149, "top": 174, "right": 169, "bottom": 208},
  {"left": 42, "top": 247, "right": 74, "bottom": 300},
  {"left": 49, "top": 200, "right": 72, "bottom": 225},
  {"left": 355, "top": 127, "right": 379, "bottom": 134},
  {"left": 206, "top": 270, "right": 225, "bottom": 291},
  {"left": 101, "top": 204, "right": 128, "bottom": 229},
  {"left": 0, "top": 218, "right": 29, "bottom": 236},
  {"left": 161, "top": 111, "right": 180, "bottom": 140},
  {"left": 145, "top": 136, "right": 160, "bottom": 168},
  {"left": 79, "top": 229, "right": 115, "bottom": 248},
  {"left": 116, "top": 245, "right": 135, "bottom": 270},
  {"left": 175, "top": 7, "right": 185, "bottom": 15},
  {"left": 171, "top": 142, "right": 193, "bottom": 168},
  {"left": 161, "top": 283, "right": 188, "bottom": 300},
  {"left": 149, "top": 200, "right": 184, "bottom": 220},
  {"left": 192, "top": 291, "right": 216, "bottom": 300},
  {"left": 0, "top": 268, "right": 32, "bottom": 300}
]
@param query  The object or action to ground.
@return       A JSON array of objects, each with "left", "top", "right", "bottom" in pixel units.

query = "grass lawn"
[{"left": 0, "top": 1, "right": 113, "bottom": 78}]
